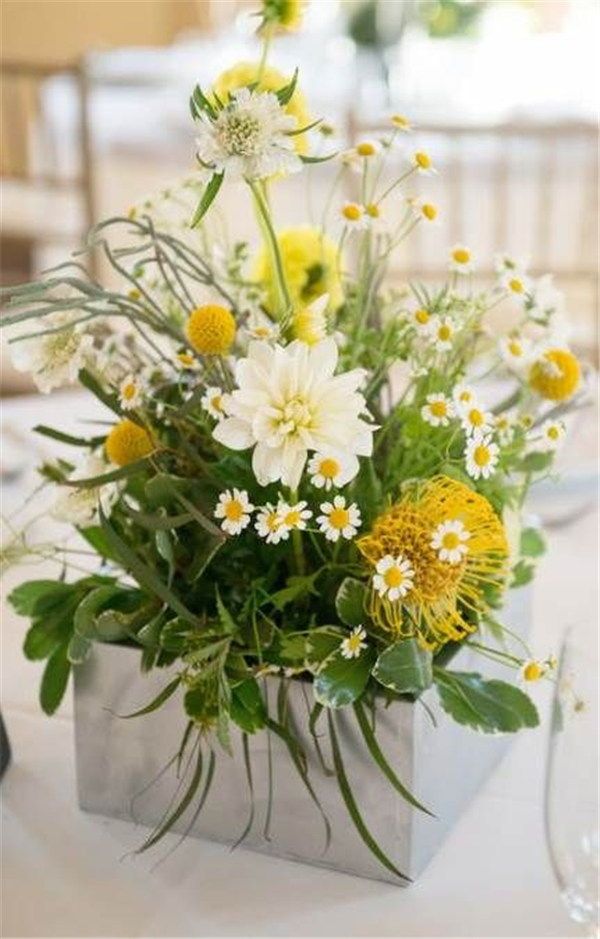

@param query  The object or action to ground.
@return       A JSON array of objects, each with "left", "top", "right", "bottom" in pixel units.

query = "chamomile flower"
[
  {"left": 534, "top": 419, "right": 566, "bottom": 452},
  {"left": 460, "top": 405, "right": 494, "bottom": 437},
  {"left": 407, "top": 197, "right": 439, "bottom": 224},
  {"left": 308, "top": 451, "right": 359, "bottom": 490},
  {"left": 278, "top": 499, "right": 312, "bottom": 531},
  {"left": 372, "top": 554, "right": 415, "bottom": 601},
  {"left": 214, "top": 488, "right": 254, "bottom": 536},
  {"left": 340, "top": 625, "right": 368, "bottom": 660},
  {"left": 431, "top": 519, "right": 470, "bottom": 565},
  {"left": 499, "top": 270, "right": 530, "bottom": 296},
  {"left": 201, "top": 386, "right": 228, "bottom": 420},
  {"left": 255, "top": 503, "right": 288, "bottom": 544},
  {"left": 317, "top": 496, "right": 361, "bottom": 542},
  {"left": 118, "top": 375, "right": 144, "bottom": 411},
  {"left": 355, "top": 140, "right": 380, "bottom": 159},
  {"left": 431, "top": 316, "right": 456, "bottom": 352},
  {"left": 363, "top": 201, "right": 388, "bottom": 232},
  {"left": 409, "top": 306, "right": 434, "bottom": 333},
  {"left": 421, "top": 393, "right": 455, "bottom": 427},
  {"left": 520, "top": 659, "right": 546, "bottom": 682},
  {"left": 494, "top": 413, "right": 516, "bottom": 446},
  {"left": 412, "top": 150, "right": 435, "bottom": 174},
  {"left": 194, "top": 87, "right": 301, "bottom": 181},
  {"left": 339, "top": 202, "right": 368, "bottom": 232},
  {"left": 494, "top": 252, "right": 529, "bottom": 276},
  {"left": 452, "top": 383, "right": 477, "bottom": 413},
  {"left": 449, "top": 244, "right": 474, "bottom": 273},
  {"left": 527, "top": 274, "right": 564, "bottom": 323},
  {"left": 390, "top": 114, "right": 412, "bottom": 132},
  {"left": 465, "top": 435, "right": 499, "bottom": 481},
  {"left": 176, "top": 350, "right": 200, "bottom": 371},
  {"left": 245, "top": 312, "right": 280, "bottom": 342},
  {"left": 499, "top": 334, "right": 532, "bottom": 369}
]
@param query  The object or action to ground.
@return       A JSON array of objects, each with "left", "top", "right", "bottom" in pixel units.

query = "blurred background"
[{"left": 1, "top": 0, "right": 598, "bottom": 394}]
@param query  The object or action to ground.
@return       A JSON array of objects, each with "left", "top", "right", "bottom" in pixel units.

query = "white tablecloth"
[{"left": 1, "top": 390, "right": 595, "bottom": 938}]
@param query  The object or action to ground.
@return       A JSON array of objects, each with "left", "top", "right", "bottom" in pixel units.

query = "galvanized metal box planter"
[{"left": 73, "top": 587, "right": 531, "bottom": 885}]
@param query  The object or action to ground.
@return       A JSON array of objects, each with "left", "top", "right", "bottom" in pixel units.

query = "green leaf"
[
  {"left": 215, "top": 587, "right": 238, "bottom": 635},
  {"left": 61, "top": 459, "right": 149, "bottom": 489},
  {"left": 299, "top": 152, "right": 338, "bottom": 164},
  {"left": 67, "top": 633, "right": 92, "bottom": 665},
  {"left": 314, "top": 646, "right": 376, "bottom": 708},
  {"left": 118, "top": 676, "right": 182, "bottom": 718},
  {"left": 8, "top": 580, "right": 71, "bottom": 616},
  {"left": 33, "top": 424, "right": 105, "bottom": 448},
  {"left": 191, "top": 172, "right": 224, "bottom": 228},
  {"left": 73, "top": 585, "right": 124, "bottom": 637},
  {"left": 270, "top": 573, "right": 319, "bottom": 611},
  {"left": 190, "top": 83, "right": 218, "bottom": 121},
  {"left": 516, "top": 451, "right": 554, "bottom": 473},
  {"left": 372, "top": 639, "right": 433, "bottom": 695},
  {"left": 276, "top": 67, "right": 298, "bottom": 106},
  {"left": 23, "top": 622, "right": 62, "bottom": 660},
  {"left": 335, "top": 578, "right": 367, "bottom": 628},
  {"left": 434, "top": 669, "right": 539, "bottom": 733},
  {"left": 327, "top": 711, "right": 410, "bottom": 882},
  {"left": 40, "top": 644, "right": 71, "bottom": 715},
  {"left": 511, "top": 559, "right": 535, "bottom": 588},
  {"left": 230, "top": 679, "right": 267, "bottom": 733},
  {"left": 136, "top": 745, "right": 205, "bottom": 853},
  {"left": 520, "top": 527, "right": 546, "bottom": 558},
  {"left": 78, "top": 367, "right": 122, "bottom": 417}
]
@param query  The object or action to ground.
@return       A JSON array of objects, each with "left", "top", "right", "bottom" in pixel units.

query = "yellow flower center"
[
  {"left": 468, "top": 408, "right": 484, "bottom": 427},
  {"left": 122, "top": 383, "right": 137, "bottom": 401},
  {"left": 284, "top": 509, "right": 302, "bottom": 527},
  {"left": 430, "top": 400, "right": 448, "bottom": 418},
  {"left": 391, "top": 114, "right": 409, "bottom": 128},
  {"left": 415, "top": 309, "right": 430, "bottom": 325},
  {"left": 185, "top": 304, "right": 236, "bottom": 356},
  {"left": 329, "top": 508, "right": 350, "bottom": 529},
  {"left": 356, "top": 142, "right": 376, "bottom": 157},
  {"left": 529, "top": 349, "right": 581, "bottom": 402},
  {"left": 252, "top": 326, "right": 272, "bottom": 338},
  {"left": 105, "top": 419, "right": 153, "bottom": 467},
  {"left": 365, "top": 203, "right": 380, "bottom": 218},
  {"left": 266, "top": 512, "right": 281, "bottom": 531},
  {"left": 178, "top": 352, "right": 195, "bottom": 368},
  {"left": 547, "top": 426, "right": 560, "bottom": 440},
  {"left": 224, "top": 500, "right": 243, "bottom": 522},
  {"left": 128, "top": 288, "right": 141, "bottom": 300},
  {"left": 441, "top": 532, "right": 460, "bottom": 550},
  {"left": 384, "top": 567, "right": 405, "bottom": 588},
  {"left": 414, "top": 150, "right": 431, "bottom": 169},
  {"left": 523, "top": 662, "right": 544, "bottom": 682},
  {"left": 508, "top": 340, "right": 523, "bottom": 357},
  {"left": 508, "top": 277, "right": 524, "bottom": 293},
  {"left": 459, "top": 391, "right": 472, "bottom": 403},
  {"left": 342, "top": 203, "right": 362, "bottom": 221},
  {"left": 438, "top": 325, "right": 452, "bottom": 341},
  {"left": 421, "top": 203, "right": 437, "bottom": 220},
  {"left": 452, "top": 248, "right": 470, "bottom": 264},
  {"left": 319, "top": 457, "right": 340, "bottom": 479},
  {"left": 211, "top": 395, "right": 223, "bottom": 412},
  {"left": 521, "top": 415, "right": 533, "bottom": 429},
  {"left": 473, "top": 445, "right": 491, "bottom": 467},
  {"left": 346, "top": 632, "right": 364, "bottom": 653}
]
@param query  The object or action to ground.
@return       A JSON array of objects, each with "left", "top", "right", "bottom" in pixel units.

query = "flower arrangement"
[{"left": 2, "top": 0, "right": 586, "bottom": 882}]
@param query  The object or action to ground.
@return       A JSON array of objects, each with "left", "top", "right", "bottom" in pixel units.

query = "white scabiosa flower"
[
  {"left": 449, "top": 244, "right": 474, "bottom": 273},
  {"left": 213, "top": 338, "right": 375, "bottom": 490},
  {"left": 307, "top": 451, "right": 359, "bottom": 490},
  {"left": 465, "top": 435, "right": 500, "bottom": 480},
  {"left": 431, "top": 519, "right": 470, "bottom": 565},
  {"left": 460, "top": 404, "right": 494, "bottom": 438},
  {"left": 52, "top": 454, "right": 121, "bottom": 526},
  {"left": 214, "top": 488, "right": 254, "bottom": 535},
  {"left": 421, "top": 393, "right": 455, "bottom": 428},
  {"left": 201, "top": 386, "right": 228, "bottom": 420},
  {"left": 119, "top": 375, "right": 144, "bottom": 411},
  {"left": 340, "top": 625, "right": 368, "bottom": 660},
  {"left": 255, "top": 503, "right": 288, "bottom": 544},
  {"left": 317, "top": 496, "right": 361, "bottom": 542},
  {"left": 278, "top": 499, "right": 312, "bottom": 531},
  {"left": 195, "top": 87, "right": 301, "bottom": 181},
  {"left": 533, "top": 419, "right": 566, "bottom": 452},
  {"left": 499, "top": 334, "right": 533, "bottom": 370},
  {"left": 9, "top": 310, "right": 94, "bottom": 394},
  {"left": 372, "top": 554, "right": 414, "bottom": 601}
]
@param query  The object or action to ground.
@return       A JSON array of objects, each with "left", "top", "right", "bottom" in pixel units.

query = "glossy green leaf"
[
  {"left": 118, "top": 676, "right": 182, "bottom": 719},
  {"left": 191, "top": 172, "right": 224, "bottom": 228},
  {"left": 434, "top": 669, "right": 539, "bottom": 733},
  {"left": 335, "top": 578, "right": 367, "bottom": 628},
  {"left": 314, "top": 646, "right": 376, "bottom": 708},
  {"left": 230, "top": 679, "right": 267, "bottom": 734},
  {"left": 8, "top": 580, "right": 71, "bottom": 617},
  {"left": 511, "top": 559, "right": 535, "bottom": 588},
  {"left": 520, "top": 527, "right": 546, "bottom": 558},
  {"left": 372, "top": 639, "right": 433, "bottom": 695},
  {"left": 23, "top": 622, "right": 61, "bottom": 661},
  {"left": 40, "top": 644, "right": 71, "bottom": 715},
  {"left": 67, "top": 633, "right": 92, "bottom": 665}
]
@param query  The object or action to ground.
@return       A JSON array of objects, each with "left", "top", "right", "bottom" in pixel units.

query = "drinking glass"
[{"left": 545, "top": 627, "right": 599, "bottom": 936}]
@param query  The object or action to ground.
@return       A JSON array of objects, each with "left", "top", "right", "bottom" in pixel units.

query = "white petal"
[{"left": 213, "top": 417, "right": 254, "bottom": 450}]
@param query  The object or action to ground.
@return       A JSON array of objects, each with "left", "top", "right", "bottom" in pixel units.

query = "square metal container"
[{"left": 73, "top": 587, "right": 531, "bottom": 885}]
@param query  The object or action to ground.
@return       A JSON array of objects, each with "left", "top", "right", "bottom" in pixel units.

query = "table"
[{"left": 1, "top": 390, "right": 595, "bottom": 938}]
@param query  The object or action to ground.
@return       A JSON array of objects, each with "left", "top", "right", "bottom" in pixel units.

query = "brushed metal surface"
[{"left": 73, "top": 587, "right": 531, "bottom": 884}]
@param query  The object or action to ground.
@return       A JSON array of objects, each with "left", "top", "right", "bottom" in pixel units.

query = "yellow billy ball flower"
[
  {"left": 185, "top": 305, "right": 236, "bottom": 356},
  {"left": 253, "top": 226, "right": 343, "bottom": 333},
  {"left": 212, "top": 62, "right": 310, "bottom": 155},
  {"left": 105, "top": 419, "right": 154, "bottom": 467},
  {"left": 357, "top": 476, "right": 508, "bottom": 650},
  {"left": 529, "top": 348, "right": 581, "bottom": 402}
]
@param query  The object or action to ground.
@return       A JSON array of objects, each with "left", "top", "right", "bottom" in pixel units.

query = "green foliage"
[
  {"left": 372, "top": 639, "right": 433, "bottom": 694},
  {"left": 520, "top": 527, "right": 546, "bottom": 558},
  {"left": 314, "top": 647, "right": 376, "bottom": 708},
  {"left": 335, "top": 578, "right": 367, "bottom": 627},
  {"left": 434, "top": 670, "right": 539, "bottom": 733},
  {"left": 511, "top": 559, "right": 535, "bottom": 588}
]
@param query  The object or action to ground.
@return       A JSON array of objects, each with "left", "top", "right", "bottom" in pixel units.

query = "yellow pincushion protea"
[
  {"left": 528, "top": 348, "right": 581, "bottom": 402},
  {"left": 357, "top": 476, "right": 509, "bottom": 650},
  {"left": 212, "top": 62, "right": 310, "bottom": 155},
  {"left": 105, "top": 419, "right": 154, "bottom": 467},
  {"left": 254, "top": 226, "right": 343, "bottom": 340},
  {"left": 185, "top": 304, "right": 236, "bottom": 356}
]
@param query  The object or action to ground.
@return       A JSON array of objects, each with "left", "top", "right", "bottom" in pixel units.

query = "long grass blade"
[{"left": 232, "top": 733, "right": 255, "bottom": 850}]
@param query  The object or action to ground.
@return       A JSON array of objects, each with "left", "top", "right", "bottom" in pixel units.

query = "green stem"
[
  {"left": 248, "top": 179, "right": 292, "bottom": 323},
  {"left": 257, "top": 23, "right": 274, "bottom": 83},
  {"left": 289, "top": 488, "right": 306, "bottom": 575}
]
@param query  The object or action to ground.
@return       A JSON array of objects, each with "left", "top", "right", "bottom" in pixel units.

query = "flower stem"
[
  {"left": 289, "top": 488, "right": 306, "bottom": 575},
  {"left": 257, "top": 23, "right": 274, "bottom": 83},
  {"left": 248, "top": 179, "right": 293, "bottom": 323}
]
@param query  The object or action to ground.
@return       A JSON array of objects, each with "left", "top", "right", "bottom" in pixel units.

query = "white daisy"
[
  {"left": 194, "top": 87, "right": 301, "bottom": 181},
  {"left": 431, "top": 316, "right": 456, "bottom": 352},
  {"left": 201, "top": 386, "right": 228, "bottom": 420},
  {"left": 372, "top": 554, "right": 415, "bottom": 602},
  {"left": 340, "top": 625, "right": 368, "bottom": 660},
  {"left": 409, "top": 306, "right": 435, "bottom": 334},
  {"left": 278, "top": 499, "right": 312, "bottom": 531},
  {"left": 255, "top": 502, "right": 288, "bottom": 544},
  {"left": 421, "top": 393, "right": 455, "bottom": 428},
  {"left": 339, "top": 202, "right": 368, "bottom": 232},
  {"left": 363, "top": 201, "right": 389, "bottom": 233},
  {"left": 307, "top": 451, "right": 359, "bottom": 491},
  {"left": 460, "top": 404, "right": 494, "bottom": 437},
  {"left": 245, "top": 312, "right": 280, "bottom": 342},
  {"left": 431, "top": 519, "right": 470, "bottom": 565},
  {"left": 452, "top": 383, "right": 478, "bottom": 413},
  {"left": 317, "top": 496, "right": 361, "bottom": 542},
  {"left": 213, "top": 338, "right": 375, "bottom": 490},
  {"left": 533, "top": 419, "right": 566, "bottom": 452},
  {"left": 9, "top": 309, "right": 94, "bottom": 394},
  {"left": 407, "top": 196, "right": 439, "bottom": 224},
  {"left": 465, "top": 435, "right": 500, "bottom": 480},
  {"left": 449, "top": 244, "right": 474, "bottom": 274},
  {"left": 176, "top": 350, "right": 200, "bottom": 371},
  {"left": 52, "top": 454, "right": 122, "bottom": 527},
  {"left": 390, "top": 114, "right": 413, "bottom": 132},
  {"left": 499, "top": 334, "right": 533, "bottom": 369},
  {"left": 412, "top": 150, "right": 436, "bottom": 174},
  {"left": 214, "top": 488, "right": 254, "bottom": 535},
  {"left": 499, "top": 269, "right": 530, "bottom": 296},
  {"left": 119, "top": 375, "right": 144, "bottom": 411}
]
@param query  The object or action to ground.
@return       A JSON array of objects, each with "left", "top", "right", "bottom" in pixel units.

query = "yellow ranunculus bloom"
[{"left": 212, "top": 62, "right": 310, "bottom": 155}]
